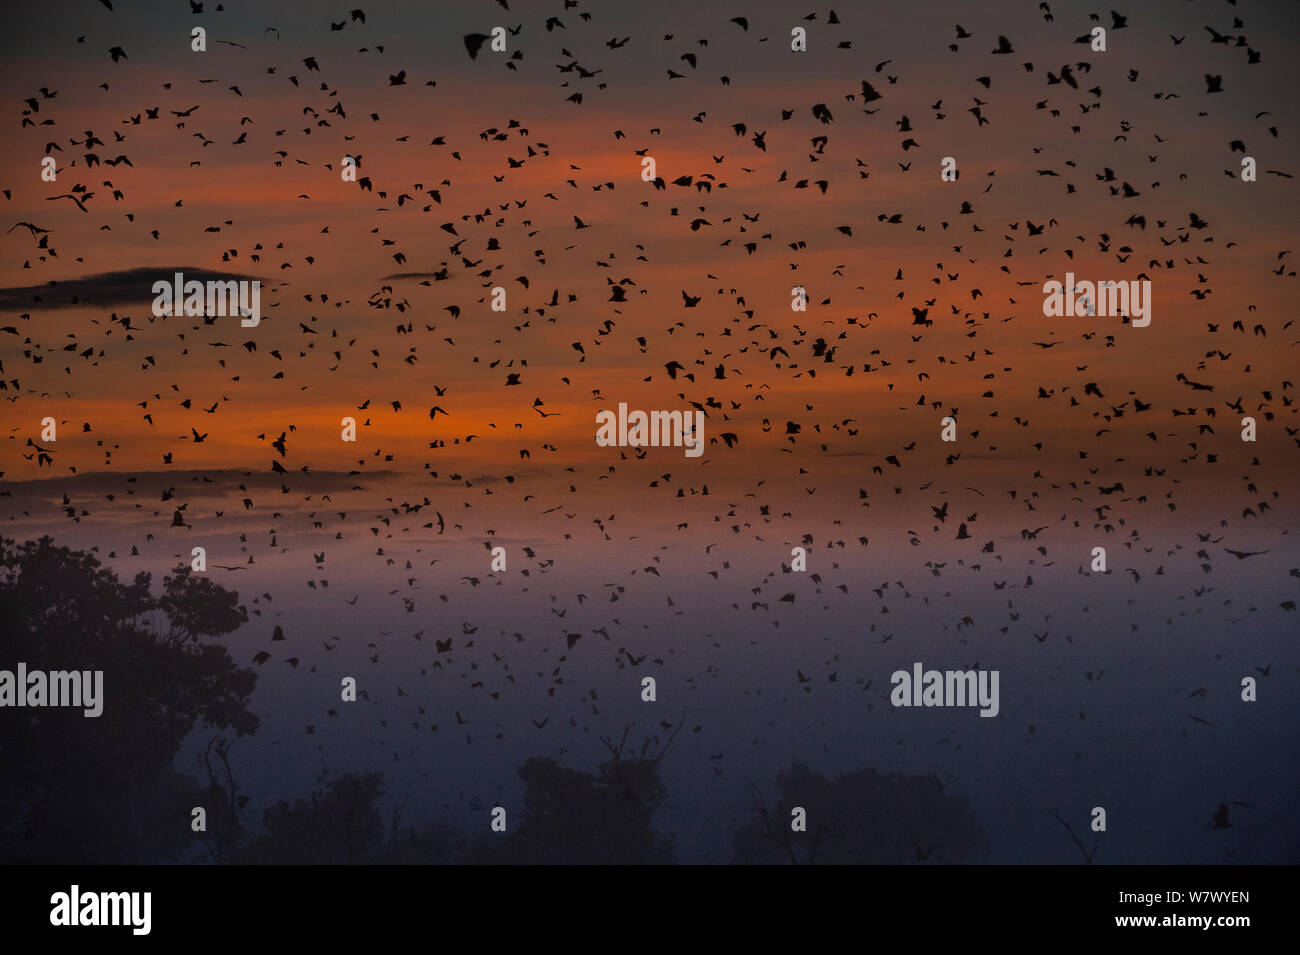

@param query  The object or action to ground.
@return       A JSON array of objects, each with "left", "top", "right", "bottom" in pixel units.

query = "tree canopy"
[{"left": 0, "top": 536, "right": 257, "bottom": 862}]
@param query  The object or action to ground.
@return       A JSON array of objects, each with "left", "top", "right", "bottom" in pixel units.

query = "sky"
[{"left": 1, "top": 0, "right": 1297, "bottom": 863}]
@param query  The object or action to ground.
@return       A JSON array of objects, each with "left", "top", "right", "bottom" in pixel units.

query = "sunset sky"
[{"left": 1, "top": 0, "right": 1296, "bottom": 864}]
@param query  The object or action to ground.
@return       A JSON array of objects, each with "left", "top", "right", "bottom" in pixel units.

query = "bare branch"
[{"left": 1046, "top": 808, "right": 1097, "bottom": 864}]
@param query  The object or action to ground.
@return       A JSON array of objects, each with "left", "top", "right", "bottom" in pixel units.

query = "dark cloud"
[
  {"left": 0, "top": 266, "right": 270, "bottom": 312},
  {"left": 0, "top": 469, "right": 396, "bottom": 500}
]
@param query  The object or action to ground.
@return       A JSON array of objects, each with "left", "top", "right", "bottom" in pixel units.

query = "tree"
[
  {"left": 0, "top": 536, "right": 257, "bottom": 863},
  {"left": 195, "top": 735, "right": 249, "bottom": 864},
  {"left": 376, "top": 817, "right": 468, "bottom": 865},
  {"left": 491, "top": 722, "right": 680, "bottom": 864},
  {"left": 733, "top": 762, "right": 989, "bottom": 864},
  {"left": 239, "top": 772, "right": 387, "bottom": 864}
]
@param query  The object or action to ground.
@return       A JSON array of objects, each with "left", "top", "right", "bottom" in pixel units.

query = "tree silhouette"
[
  {"left": 488, "top": 721, "right": 680, "bottom": 864},
  {"left": 195, "top": 735, "right": 249, "bottom": 864},
  {"left": 239, "top": 771, "right": 387, "bottom": 864},
  {"left": 0, "top": 536, "right": 258, "bottom": 862},
  {"left": 377, "top": 817, "right": 468, "bottom": 865},
  {"left": 733, "top": 762, "right": 989, "bottom": 864},
  {"left": 163, "top": 718, "right": 681, "bottom": 864}
]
